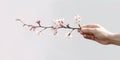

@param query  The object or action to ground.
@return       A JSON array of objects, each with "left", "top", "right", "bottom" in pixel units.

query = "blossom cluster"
[{"left": 16, "top": 15, "right": 81, "bottom": 37}]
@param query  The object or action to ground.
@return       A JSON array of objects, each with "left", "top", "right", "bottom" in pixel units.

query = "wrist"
[
  {"left": 109, "top": 33, "right": 120, "bottom": 41},
  {"left": 108, "top": 33, "right": 120, "bottom": 45}
]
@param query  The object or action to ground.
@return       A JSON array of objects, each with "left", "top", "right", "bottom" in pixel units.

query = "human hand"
[{"left": 78, "top": 24, "right": 113, "bottom": 45}]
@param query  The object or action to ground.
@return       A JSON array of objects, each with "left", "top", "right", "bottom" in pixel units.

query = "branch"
[{"left": 16, "top": 15, "right": 82, "bottom": 37}]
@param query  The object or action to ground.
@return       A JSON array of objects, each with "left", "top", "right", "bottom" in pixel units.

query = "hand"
[{"left": 78, "top": 24, "right": 113, "bottom": 45}]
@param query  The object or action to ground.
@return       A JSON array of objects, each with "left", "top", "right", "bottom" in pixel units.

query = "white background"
[{"left": 1, "top": 0, "right": 120, "bottom": 60}]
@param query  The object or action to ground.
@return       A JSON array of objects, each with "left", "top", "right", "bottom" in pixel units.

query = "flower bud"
[{"left": 36, "top": 20, "right": 41, "bottom": 26}]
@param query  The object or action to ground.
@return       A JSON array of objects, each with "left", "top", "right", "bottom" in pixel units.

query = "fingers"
[
  {"left": 78, "top": 24, "right": 100, "bottom": 34},
  {"left": 83, "top": 34, "right": 109, "bottom": 45},
  {"left": 81, "top": 28, "right": 95, "bottom": 34},
  {"left": 77, "top": 24, "right": 110, "bottom": 45},
  {"left": 78, "top": 28, "right": 96, "bottom": 37},
  {"left": 78, "top": 24, "right": 99, "bottom": 41},
  {"left": 83, "top": 35, "right": 95, "bottom": 40},
  {"left": 77, "top": 28, "right": 82, "bottom": 34},
  {"left": 83, "top": 34, "right": 100, "bottom": 42},
  {"left": 82, "top": 24, "right": 101, "bottom": 28}
]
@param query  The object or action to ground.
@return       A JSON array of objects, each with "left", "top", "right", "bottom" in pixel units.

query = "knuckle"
[{"left": 95, "top": 24, "right": 100, "bottom": 26}]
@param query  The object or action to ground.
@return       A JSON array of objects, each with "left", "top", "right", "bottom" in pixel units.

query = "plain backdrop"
[{"left": 1, "top": 0, "right": 120, "bottom": 60}]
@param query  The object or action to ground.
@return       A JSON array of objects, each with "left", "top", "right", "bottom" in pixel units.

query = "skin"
[{"left": 78, "top": 24, "right": 120, "bottom": 46}]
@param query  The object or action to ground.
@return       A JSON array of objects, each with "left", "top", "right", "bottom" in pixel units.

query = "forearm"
[{"left": 109, "top": 33, "right": 120, "bottom": 45}]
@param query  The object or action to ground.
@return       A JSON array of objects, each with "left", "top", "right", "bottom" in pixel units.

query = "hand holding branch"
[{"left": 16, "top": 15, "right": 120, "bottom": 46}]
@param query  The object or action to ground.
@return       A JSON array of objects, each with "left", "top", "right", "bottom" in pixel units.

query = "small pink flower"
[
  {"left": 56, "top": 18, "right": 65, "bottom": 27},
  {"left": 53, "top": 29, "right": 58, "bottom": 35},
  {"left": 29, "top": 26, "right": 36, "bottom": 31},
  {"left": 74, "top": 15, "right": 81, "bottom": 24},
  {"left": 51, "top": 20, "right": 58, "bottom": 35},
  {"left": 35, "top": 30, "right": 43, "bottom": 36},
  {"left": 16, "top": 19, "right": 25, "bottom": 25},
  {"left": 52, "top": 20, "right": 59, "bottom": 29},
  {"left": 57, "top": 19, "right": 64, "bottom": 24},
  {"left": 36, "top": 28, "right": 46, "bottom": 35},
  {"left": 16, "top": 19, "right": 21, "bottom": 21}
]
